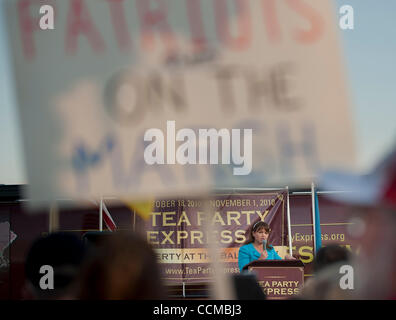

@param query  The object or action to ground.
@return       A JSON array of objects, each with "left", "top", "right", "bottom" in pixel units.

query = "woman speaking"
[{"left": 238, "top": 221, "right": 292, "bottom": 271}]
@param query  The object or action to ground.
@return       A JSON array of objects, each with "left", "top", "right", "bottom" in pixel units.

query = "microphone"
[{"left": 262, "top": 240, "right": 267, "bottom": 250}]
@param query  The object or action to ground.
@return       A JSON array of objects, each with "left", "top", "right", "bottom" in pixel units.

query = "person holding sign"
[{"left": 238, "top": 221, "right": 291, "bottom": 271}]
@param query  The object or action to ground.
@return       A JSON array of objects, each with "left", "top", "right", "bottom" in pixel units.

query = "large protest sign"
[
  {"left": 135, "top": 192, "right": 289, "bottom": 282},
  {"left": 5, "top": 0, "right": 356, "bottom": 202}
]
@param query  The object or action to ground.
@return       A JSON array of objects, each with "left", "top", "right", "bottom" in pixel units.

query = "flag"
[
  {"left": 89, "top": 199, "right": 117, "bottom": 231},
  {"left": 102, "top": 202, "right": 117, "bottom": 231},
  {"left": 122, "top": 199, "right": 154, "bottom": 220},
  {"left": 314, "top": 189, "right": 322, "bottom": 254},
  {"left": 0, "top": 222, "right": 17, "bottom": 254}
]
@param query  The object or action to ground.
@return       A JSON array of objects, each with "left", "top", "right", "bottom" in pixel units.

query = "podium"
[{"left": 243, "top": 260, "right": 304, "bottom": 300}]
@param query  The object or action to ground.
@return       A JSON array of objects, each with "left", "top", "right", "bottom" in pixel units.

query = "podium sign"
[{"left": 245, "top": 260, "right": 304, "bottom": 300}]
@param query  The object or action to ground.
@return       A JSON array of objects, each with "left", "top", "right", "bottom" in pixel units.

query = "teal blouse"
[{"left": 238, "top": 243, "right": 282, "bottom": 271}]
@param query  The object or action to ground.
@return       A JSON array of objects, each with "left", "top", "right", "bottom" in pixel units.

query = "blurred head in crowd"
[
  {"left": 313, "top": 244, "right": 351, "bottom": 274},
  {"left": 78, "top": 231, "right": 165, "bottom": 300},
  {"left": 24, "top": 232, "right": 86, "bottom": 300}
]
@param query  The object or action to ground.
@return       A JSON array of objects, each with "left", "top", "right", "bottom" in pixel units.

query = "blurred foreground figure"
[
  {"left": 24, "top": 232, "right": 86, "bottom": 300},
  {"left": 315, "top": 144, "right": 396, "bottom": 299},
  {"left": 299, "top": 245, "right": 352, "bottom": 299},
  {"left": 78, "top": 231, "right": 165, "bottom": 300}
]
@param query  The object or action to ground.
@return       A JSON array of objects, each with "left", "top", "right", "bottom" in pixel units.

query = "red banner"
[{"left": 136, "top": 192, "right": 289, "bottom": 282}]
